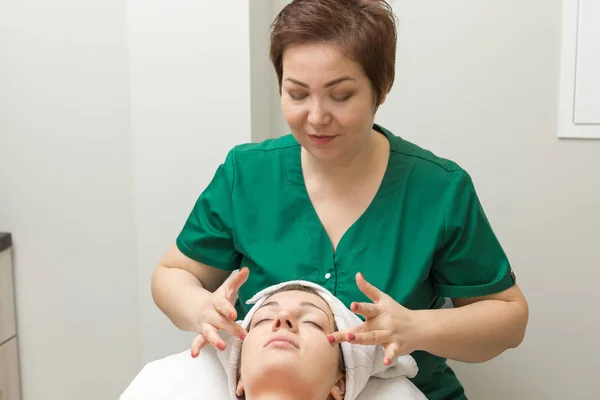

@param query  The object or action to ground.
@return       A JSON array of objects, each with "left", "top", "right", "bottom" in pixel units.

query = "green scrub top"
[{"left": 176, "top": 123, "right": 516, "bottom": 400}]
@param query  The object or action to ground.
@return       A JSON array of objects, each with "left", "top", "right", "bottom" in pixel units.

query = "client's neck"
[
  {"left": 251, "top": 395, "right": 298, "bottom": 400},
  {"left": 244, "top": 376, "right": 330, "bottom": 399},
  {"left": 248, "top": 389, "right": 327, "bottom": 400}
]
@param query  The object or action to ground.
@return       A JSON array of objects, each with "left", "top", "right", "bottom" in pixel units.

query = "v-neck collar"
[{"left": 283, "top": 123, "right": 401, "bottom": 257}]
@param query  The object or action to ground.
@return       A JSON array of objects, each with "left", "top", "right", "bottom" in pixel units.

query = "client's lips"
[{"left": 265, "top": 335, "right": 299, "bottom": 349}]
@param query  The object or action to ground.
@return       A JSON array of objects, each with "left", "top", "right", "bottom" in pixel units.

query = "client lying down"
[{"left": 120, "top": 281, "right": 426, "bottom": 400}]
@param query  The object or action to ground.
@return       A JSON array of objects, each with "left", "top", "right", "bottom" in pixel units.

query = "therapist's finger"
[
  {"left": 211, "top": 311, "right": 248, "bottom": 340},
  {"left": 350, "top": 301, "right": 380, "bottom": 319},
  {"left": 213, "top": 296, "right": 239, "bottom": 322},
  {"left": 327, "top": 326, "right": 361, "bottom": 345},
  {"left": 223, "top": 266, "right": 249, "bottom": 302},
  {"left": 355, "top": 272, "right": 386, "bottom": 303},
  {"left": 222, "top": 319, "right": 248, "bottom": 341},
  {"left": 383, "top": 342, "right": 400, "bottom": 366},
  {"left": 201, "top": 324, "right": 228, "bottom": 351},
  {"left": 346, "top": 329, "right": 390, "bottom": 346},
  {"left": 191, "top": 334, "right": 207, "bottom": 358}
]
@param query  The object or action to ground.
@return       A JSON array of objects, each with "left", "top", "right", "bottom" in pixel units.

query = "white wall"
[
  {"left": 0, "top": 1, "right": 140, "bottom": 399},
  {"left": 375, "top": 0, "right": 600, "bottom": 399},
  {"left": 250, "top": 0, "right": 279, "bottom": 143},
  {"left": 271, "top": 0, "right": 293, "bottom": 135},
  {"left": 0, "top": 0, "right": 263, "bottom": 398},
  {"left": 126, "top": 0, "right": 255, "bottom": 363}
]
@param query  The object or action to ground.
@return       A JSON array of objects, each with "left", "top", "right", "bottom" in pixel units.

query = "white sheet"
[{"left": 119, "top": 347, "right": 427, "bottom": 400}]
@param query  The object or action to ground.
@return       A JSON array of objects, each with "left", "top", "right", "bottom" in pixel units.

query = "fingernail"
[
  {"left": 191, "top": 350, "right": 197, "bottom": 358},
  {"left": 229, "top": 312, "right": 236, "bottom": 320},
  {"left": 348, "top": 333, "right": 356, "bottom": 341},
  {"left": 241, "top": 333, "right": 246, "bottom": 341},
  {"left": 383, "top": 357, "right": 391, "bottom": 366},
  {"left": 351, "top": 302, "right": 358, "bottom": 311},
  {"left": 327, "top": 335, "right": 335, "bottom": 344},
  {"left": 217, "top": 342, "right": 226, "bottom": 351}
]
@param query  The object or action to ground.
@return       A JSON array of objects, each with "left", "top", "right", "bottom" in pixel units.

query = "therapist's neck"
[{"left": 303, "top": 128, "right": 388, "bottom": 185}]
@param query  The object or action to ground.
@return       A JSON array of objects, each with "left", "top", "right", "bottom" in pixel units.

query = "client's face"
[{"left": 239, "top": 290, "right": 345, "bottom": 400}]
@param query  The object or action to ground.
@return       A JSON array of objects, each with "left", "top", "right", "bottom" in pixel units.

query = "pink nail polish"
[
  {"left": 348, "top": 333, "right": 356, "bottom": 341},
  {"left": 327, "top": 335, "right": 335, "bottom": 344},
  {"left": 241, "top": 333, "right": 246, "bottom": 341}
]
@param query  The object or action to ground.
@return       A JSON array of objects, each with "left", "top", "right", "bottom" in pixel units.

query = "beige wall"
[{"left": 376, "top": 0, "right": 600, "bottom": 398}]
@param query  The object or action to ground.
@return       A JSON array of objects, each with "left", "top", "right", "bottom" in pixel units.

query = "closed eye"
[
  {"left": 253, "top": 318, "right": 271, "bottom": 327},
  {"left": 303, "top": 321, "right": 324, "bottom": 331},
  {"left": 288, "top": 92, "right": 307, "bottom": 101},
  {"left": 331, "top": 93, "right": 353, "bottom": 102}
]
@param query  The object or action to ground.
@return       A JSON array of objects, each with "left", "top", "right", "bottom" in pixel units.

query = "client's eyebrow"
[
  {"left": 299, "top": 301, "right": 331, "bottom": 322},
  {"left": 259, "top": 300, "right": 331, "bottom": 322}
]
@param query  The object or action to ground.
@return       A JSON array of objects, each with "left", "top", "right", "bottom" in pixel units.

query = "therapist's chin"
[{"left": 298, "top": 136, "right": 345, "bottom": 161}]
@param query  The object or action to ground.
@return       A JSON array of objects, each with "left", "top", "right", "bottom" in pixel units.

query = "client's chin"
[{"left": 244, "top": 360, "right": 317, "bottom": 395}]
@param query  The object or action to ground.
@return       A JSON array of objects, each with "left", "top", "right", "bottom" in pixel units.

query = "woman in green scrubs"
[{"left": 151, "top": 1, "right": 529, "bottom": 399}]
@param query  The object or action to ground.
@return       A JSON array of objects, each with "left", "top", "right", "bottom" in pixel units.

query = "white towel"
[{"left": 216, "top": 280, "right": 419, "bottom": 400}]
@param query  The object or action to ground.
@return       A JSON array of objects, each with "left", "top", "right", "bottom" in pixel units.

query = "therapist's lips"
[
  {"left": 308, "top": 134, "right": 337, "bottom": 145},
  {"left": 265, "top": 336, "right": 299, "bottom": 349}
]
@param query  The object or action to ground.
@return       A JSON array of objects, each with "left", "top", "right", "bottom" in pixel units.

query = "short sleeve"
[
  {"left": 431, "top": 170, "right": 516, "bottom": 298},
  {"left": 176, "top": 151, "right": 242, "bottom": 271}
]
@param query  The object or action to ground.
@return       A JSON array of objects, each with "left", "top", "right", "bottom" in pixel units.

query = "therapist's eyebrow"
[
  {"left": 285, "top": 76, "right": 356, "bottom": 88},
  {"left": 258, "top": 300, "right": 331, "bottom": 322}
]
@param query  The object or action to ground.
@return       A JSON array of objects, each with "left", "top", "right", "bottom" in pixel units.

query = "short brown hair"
[{"left": 270, "top": 0, "right": 397, "bottom": 109}]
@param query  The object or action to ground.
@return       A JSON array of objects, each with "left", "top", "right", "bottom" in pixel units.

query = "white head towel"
[{"left": 216, "top": 280, "right": 419, "bottom": 400}]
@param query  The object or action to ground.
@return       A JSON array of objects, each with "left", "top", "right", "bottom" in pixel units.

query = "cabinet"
[{"left": 0, "top": 234, "right": 21, "bottom": 400}]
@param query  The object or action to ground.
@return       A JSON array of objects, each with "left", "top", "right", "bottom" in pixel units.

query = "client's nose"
[{"left": 272, "top": 309, "right": 298, "bottom": 332}]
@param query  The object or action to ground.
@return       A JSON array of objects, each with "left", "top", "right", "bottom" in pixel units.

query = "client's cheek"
[
  {"left": 240, "top": 338, "right": 258, "bottom": 366},
  {"left": 314, "top": 336, "right": 341, "bottom": 362}
]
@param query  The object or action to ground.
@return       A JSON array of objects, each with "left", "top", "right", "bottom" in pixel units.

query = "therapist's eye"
[
  {"left": 331, "top": 92, "right": 353, "bottom": 102},
  {"left": 287, "top": 91, "right": 307, "bottom": 101}
]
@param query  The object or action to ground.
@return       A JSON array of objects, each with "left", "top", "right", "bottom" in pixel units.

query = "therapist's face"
[
  {"left": 238, "top": 289, "right": 345, "bottom": 399},
  {"left": 281, "top": 42, "right": 381, "bottom": 164}
]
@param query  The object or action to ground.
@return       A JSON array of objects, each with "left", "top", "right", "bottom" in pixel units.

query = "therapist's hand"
[
  {"left": 327, "top": 272, "right": 420, "bottom": 365},
  {"left": 190, "top": 267, "right": 249, "bottom": 358}
]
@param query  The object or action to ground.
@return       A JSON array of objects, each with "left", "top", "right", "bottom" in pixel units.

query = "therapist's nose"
[
  {"left": 307, "top": 100, "right": 331, "bottom": 127},
  {"left": 272, "top": 309, "right": 299, "bottom": 333}
]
